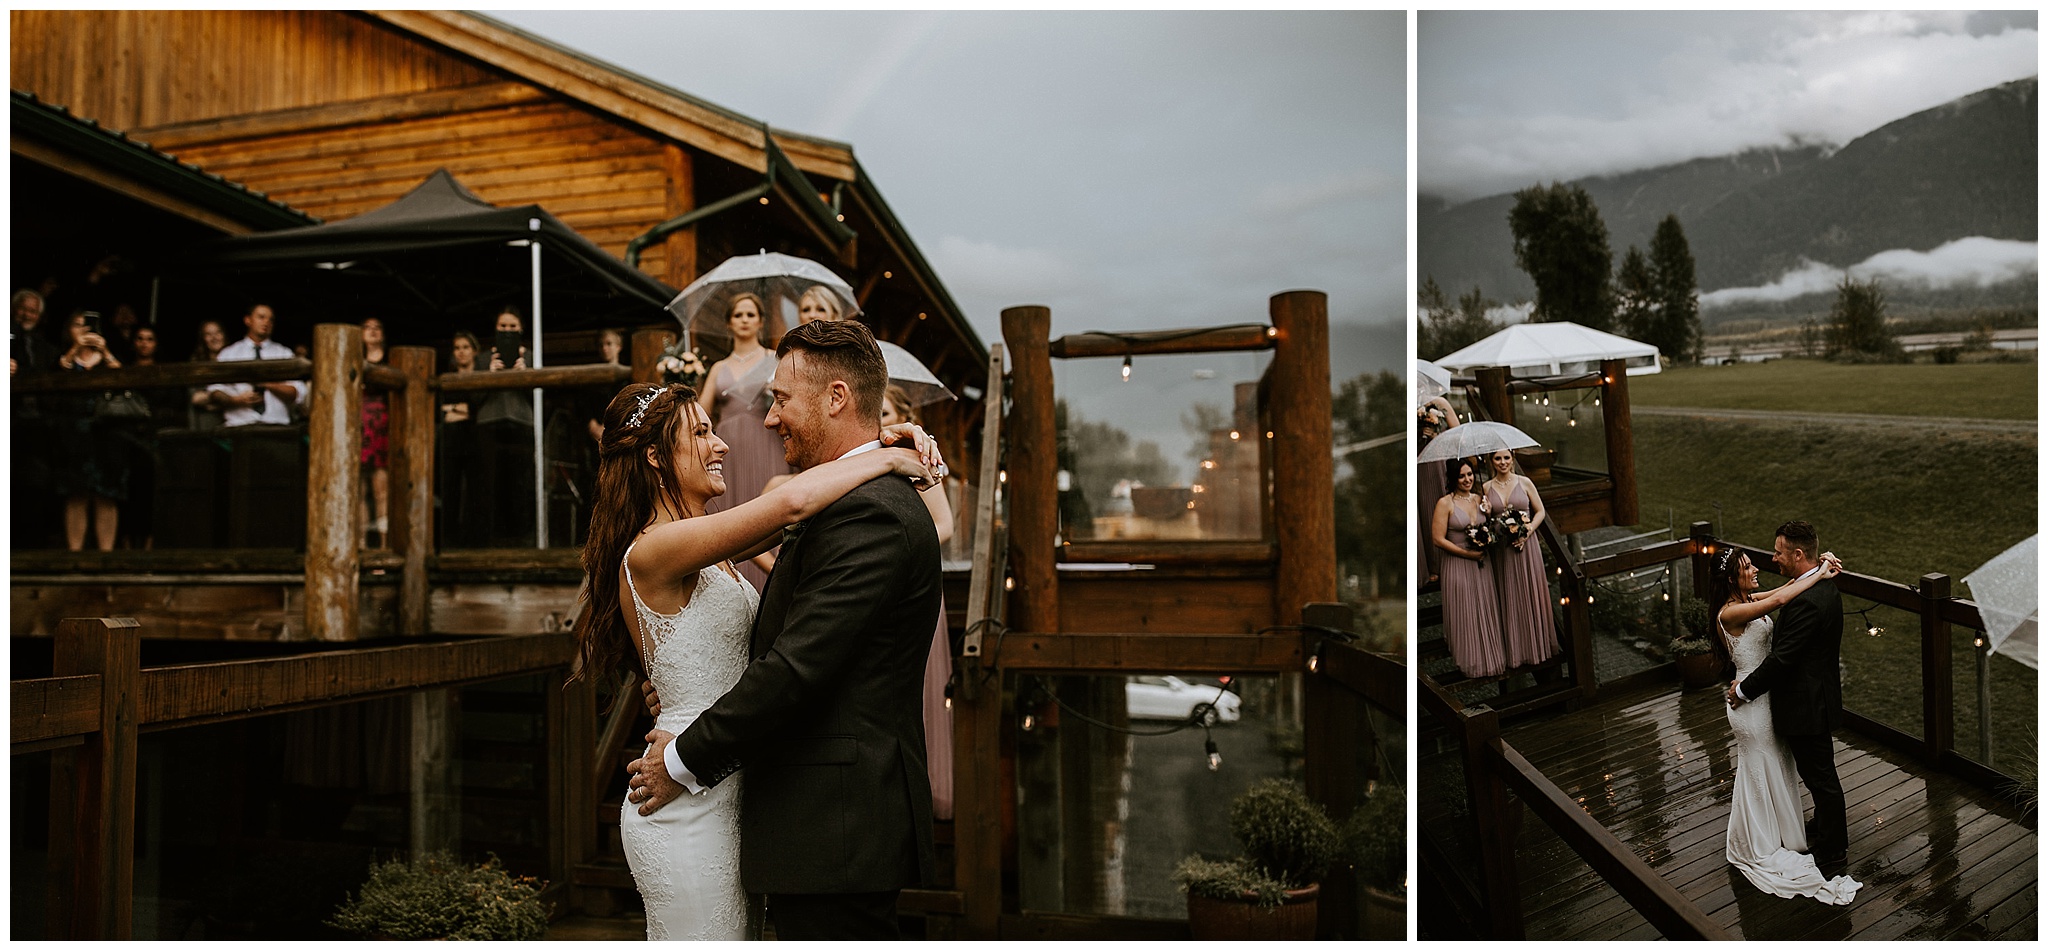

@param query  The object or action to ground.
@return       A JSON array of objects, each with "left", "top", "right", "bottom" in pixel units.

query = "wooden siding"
[
  {"left": 9, "top": 10, "right": 497, "bottom": 133},
  {"left": 156, "top": 97, "right": 677, "bottom": 275}
]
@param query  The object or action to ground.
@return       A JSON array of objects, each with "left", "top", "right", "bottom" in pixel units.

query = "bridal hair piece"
[
  {"left": 1715, "top": 548, "right": 1739, "bottom": 573},
  {"left": 624, "top": 387, "right": 666, "bottom": 429}
]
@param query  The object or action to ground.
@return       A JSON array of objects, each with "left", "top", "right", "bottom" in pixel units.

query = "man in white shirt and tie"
[{"left": 205, "top": 303, "right": 306, "bottom": 426}]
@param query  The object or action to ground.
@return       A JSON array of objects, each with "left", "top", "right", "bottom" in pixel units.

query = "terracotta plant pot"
[
  {"left": 1186, "top": 883, "right": 1319, "bottom": 940},
  {"left": 1358, "top": 882, "right": 1406, "bottom": 939},
  {"left": 1676, "top": 652, "right": 1720, "bottom": 690}
]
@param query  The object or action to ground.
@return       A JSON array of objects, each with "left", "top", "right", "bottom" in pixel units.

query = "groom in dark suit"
[
  {"left": 628, "top": 319, "right": 940, "bottom": 938},
  {"left": 1727, "top": 519, "right": 1849, "bottom": 879}
]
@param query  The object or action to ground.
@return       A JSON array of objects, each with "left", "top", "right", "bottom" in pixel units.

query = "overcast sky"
[
  {"left": 1420, "top": 10, "right": 2039, "bottom": 202},
  {"left": 489, "top": 11, "right": 1405, "bottom": 470}
]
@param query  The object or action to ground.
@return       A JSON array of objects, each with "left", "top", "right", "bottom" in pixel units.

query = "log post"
[
  {"left": 631, "top": 326, "right": 674, "bottom": 386},
  {"left": 47, "top": 617, "right": 140, "bottom": 939},
  {"left": 1919, "top": 573, "right": 1954, "bottom": 764},
  {"left": 1302, "top": 602, "right": 1361, "bottom": 938},
  {"left": 1474, "top": 365, "right": 1514, "bottom": 425},
  {"left": 1001, "top": 306, "right": 1059, "bottom": 636},
  {"left": 306, "top": 324, "right": 364, "bottom": 641},
  {"left": 388, "top": 346, "right": 438, "bottom": 637},
  {"left": 1462, "top": 704, "right": 1523, "bottom": 939},
  {"left": 559, "top": 670, "right": 597, "bottom": 914},
  {"left": 1689, "top": 521, "right": 1715, "bottom": 600},
  {"left": 409, "top": 689, "right": 459, "bottom": 858},
  {"left": 660, "top": 143, "right": 699, "bottom": 290},
  {"left": 1600, "top": 358, "right": 1638, "bottom": 526},
  {"left": 1269, "top": 291, "right": 1336, "bottom": 630},
  {"left": 954, "top": 345, "right": 1007, "bottom": 940}
]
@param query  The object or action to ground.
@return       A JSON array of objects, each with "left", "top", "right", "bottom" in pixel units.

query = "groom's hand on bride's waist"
[
  {"left": 627, "top": 729, "right": 687, "bottom": 815},
  {"left": 641, "top": 679, "right": 662, "bottom": 717}
]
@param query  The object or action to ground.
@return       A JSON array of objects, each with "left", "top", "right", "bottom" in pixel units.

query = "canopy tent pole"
[{"left": 529, "top": 218, "right": 547, "bottom": 549}]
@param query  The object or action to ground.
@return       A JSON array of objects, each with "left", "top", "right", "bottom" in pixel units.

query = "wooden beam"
[
  {"left": 388, "top": 347, "right": 439, "bottom": 637},
  {"left": 12, "top": 358, "right": 310, "bottom": 393},
  {"left": 1268, "top": 292, "right": 1335, "bottom": 629},
  {"left": 436, "top": 362, "right": 629, "bottom": 392},
  {"left": 1580, "top": 538, "right": 1695, "bottom": 579},
  {"left": 999, "top": 912, "right": 1190, "bottom": 940},
  {"left": 1061, "top": 540, "right": 1275, "bottom": 566},
  {"left": 660, "top": 142, "right": 698, "bottom": 288},
  {"left": 432, "top": 549, "right": 584, "bottom": 572},
  {"left": 630, "top": 326, "right": 673, "bottom": 386},
  {"left": 1919, "top": 573, "right": 1954, "bottom": 764},
  {"left": 130, "top": 81, "right": 552, "bottom": 149},
  {"left": 897, "top": 888, "right": 964, "bottom": 916},
  {"left": 989, "top": 631, "right": 1303, "bottom": 673},
  {"left": 953, "top": 346, "right": 1005, "bottom": 939},
  {"left": 1046, "top": 324, "right": 1275, "bottom": 359},
  {"left": 137, "top": 634, "right": 575, "bottom": 730},
  {"left": 12, "top": 549, "right": 404, "bottom": 575},
  {"left": 48, "top": 618, "right": 141, "bottom": 940},
  {"left": 1318, "top": 638, "right": 1405, "bottom": 714},
  {"left": 305, "top": 324, "right": 364, "bottom": 641},
  {"left": 12, "top": 675, "right": 103, "bottom": 747}
]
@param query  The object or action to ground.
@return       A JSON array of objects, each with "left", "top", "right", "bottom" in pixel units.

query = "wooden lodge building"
[{"left": 12, "top": 9, "right": 1399, "bottom": 942}]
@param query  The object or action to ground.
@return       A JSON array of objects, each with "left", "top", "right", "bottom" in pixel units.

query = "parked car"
[{"left": 1126, "top": 675, "right": 1241, "bottom": 725}]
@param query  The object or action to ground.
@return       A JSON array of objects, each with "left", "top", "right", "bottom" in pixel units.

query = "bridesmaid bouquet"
[
  {"left": 1418, "top": 405, "right": 1447, "bottom": 443},
  {"left": 657, "top": 341, "right": 707, "bottom": 390},
  {"left": 1464, "top": 519, "right": 1497, "bottom": 564},
  {"left": 1492, "top": 508, "right": 1534, "bottom": 551}
]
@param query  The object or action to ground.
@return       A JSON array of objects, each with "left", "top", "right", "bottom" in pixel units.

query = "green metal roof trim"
[
  {"left": 849, "top": 157, "right": 985, "bottom": 356},
  {"left": 12, "top": 91, "right": 320, "bottom": 231}
]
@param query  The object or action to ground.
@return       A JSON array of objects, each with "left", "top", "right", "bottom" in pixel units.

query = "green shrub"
[
  {"left": 1173, "top": 856, "right": 1289, "bottom": 909},
  {"left": 1230, "top": 779, "right": 1341, "bottom": 887},
  {"left": 328, "top": 852, "right": 549, "bottom": 940},
  {"left": 1341, "top": 781, "right": 1405, "bottom": 892}
]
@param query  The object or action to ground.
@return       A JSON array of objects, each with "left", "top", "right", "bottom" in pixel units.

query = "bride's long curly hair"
[
  {"left": 1702, "top": 546, "right": 1746, "bottom": 680},
  {"left": 574, "top": 382, "right": 701, "bottom": 688}
]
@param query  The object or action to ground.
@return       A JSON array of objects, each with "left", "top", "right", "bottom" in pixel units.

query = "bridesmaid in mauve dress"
[
  {"left": 881, "top": 385, "right": 956, "bottom": 821},
  {"left": 698, "top": 293, "right": 789, "bottom": 590},
  {"left": 1416, "top": 396, "right": 1459, "bottom": 583},
  {"left": 1483, "top": 449, "right": 1558, "bottom": 668},
  {"left": 1432, "top": 458, "right": 1505, "bottom": 679}
]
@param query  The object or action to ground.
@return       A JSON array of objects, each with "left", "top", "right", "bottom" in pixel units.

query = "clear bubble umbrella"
[
  {"left": 1963, "top": 534, "right": 2037, "bottom": 670},
  {"left": 878, "top": 340, "right": 955, "bottom": 406},
  {"left": 1416, "top": 359, "right": 1452, "bottom": 407},
  {"left": 666, "top": 251, "right": 860, "bottom": 350},
  {"left": 1414, "top": 420, "right": 1538, "bottom": 464}
]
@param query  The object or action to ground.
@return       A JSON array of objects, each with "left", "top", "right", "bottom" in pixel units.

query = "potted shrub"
[
  {"left": 1342, "top": 780, "right": 1405, "bottom": 939},
  {"left": 1174, "top": 779, "right": 1338, "bottom": 940},
  {"left": 1672, "top": 597, "right": 1722, "bottom": 690},
  {"left": 328, "top": 852, "right": 550, "bottom": 940}
]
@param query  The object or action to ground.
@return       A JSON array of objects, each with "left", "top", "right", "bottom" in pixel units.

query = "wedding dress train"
[{"left": 1725, "top": 614, "right": 1861, "bottom": 904}]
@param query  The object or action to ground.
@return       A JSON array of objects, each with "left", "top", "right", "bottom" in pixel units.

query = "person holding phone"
[
  {"left": 472, "top": 307, "right": 537, "bottom": 546},
  {"left": 56, "top": 309, "right": 129, "bottom": 550}
]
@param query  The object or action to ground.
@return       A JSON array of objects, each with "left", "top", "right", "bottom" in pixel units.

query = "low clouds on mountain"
[{"left": 1702, "top": 237, "right": 2039, "bottom": 308}]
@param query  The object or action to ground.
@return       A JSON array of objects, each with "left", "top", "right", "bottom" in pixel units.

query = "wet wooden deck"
[{"left": 1504, "top": 684, "right": 2036, "bottom": 940}]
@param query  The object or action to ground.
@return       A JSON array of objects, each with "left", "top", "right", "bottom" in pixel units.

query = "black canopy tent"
[{"left": 197, "top": 169, "right": 681, "bottom": 547}]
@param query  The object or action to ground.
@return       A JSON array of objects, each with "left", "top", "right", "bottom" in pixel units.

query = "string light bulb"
[
  {"left": 1205, "top": 736, "right": 1222, "bottom": 772},
  {"left": 1021, "top": 713, "right": 1036, "bottom": 731},
  {"left": 1121, "top": 354, "right": 1132, "bottom": 382}
]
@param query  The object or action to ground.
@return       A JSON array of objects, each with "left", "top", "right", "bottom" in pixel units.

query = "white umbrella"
[
  {"left": 878, "top": 340, "right": 955, "bottom": 406},
  {"left": 1415, "top": 359, "right": 1451, "bottom": 407},
  {"left": 666, "top": 251, "right": 860, "bottom": 349},
  {"left": 1414, "top": 420, "right": 1539, "bottom": 464},
  {"left": 1963, "top": 534, "right": 2037, "bottom": 670}
]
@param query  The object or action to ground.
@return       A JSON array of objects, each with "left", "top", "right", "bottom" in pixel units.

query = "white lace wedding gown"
[
  {"left": 1724, "top": 614, "right": 1861, "bottom": 904},
  {"left": 619, "top": 547, "right": 764, "bottom": 939}
]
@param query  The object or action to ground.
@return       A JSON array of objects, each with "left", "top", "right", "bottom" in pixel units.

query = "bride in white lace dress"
[
  {"left": 572, "top": 383, "right": 941, "bottom": 939},
  {"left": 1707, "top": 548, "right": 1862, "bottom": 905}
]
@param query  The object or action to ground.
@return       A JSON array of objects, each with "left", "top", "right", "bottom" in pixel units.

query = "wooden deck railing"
[
  {"left": 11, "top": 616, "right": 576, "bottom": 939},
  {"left": 1421, "top": 520, "right": 2028, "bottom": 938}
]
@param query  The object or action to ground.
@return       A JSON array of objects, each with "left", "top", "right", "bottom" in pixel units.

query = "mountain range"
[{"left": 1418, "top": 76, "right": 2038, "bottom": 303}]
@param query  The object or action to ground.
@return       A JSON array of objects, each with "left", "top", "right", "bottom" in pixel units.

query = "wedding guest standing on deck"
[
  {"left": 1484, "top": 448, "right": 1558, "bottom": 669},
  {"left": 1432, "top": 458, "right": 1506, "bottom": 679},
  {"left": 698, "top": 292, "right": 789, "bottom": 589}
]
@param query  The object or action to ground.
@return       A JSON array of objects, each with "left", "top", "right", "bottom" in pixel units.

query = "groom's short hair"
[
  {"left": 778, "top": 318, "right": 887, "bottom": 420},
  {"left": 1776, "top": 520, "right": 1819, "bottom": 560}
]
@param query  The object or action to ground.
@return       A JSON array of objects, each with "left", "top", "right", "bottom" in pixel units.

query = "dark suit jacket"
[
  {"left": 1740, "top": 575, "right": 1843, "bottom": 736},
  {"left": 672, "top": 474, "right": 941, "bottom": 895}
]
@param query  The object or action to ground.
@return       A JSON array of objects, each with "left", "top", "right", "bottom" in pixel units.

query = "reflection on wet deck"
[{"left": 1505, "top": 684, "right": 2036, "bottom": 941}]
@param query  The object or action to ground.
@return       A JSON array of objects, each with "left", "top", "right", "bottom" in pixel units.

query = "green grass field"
[
  {"left": 1627, "top": 359, "right": 2038, "bottom": 419},
  {"left": 1625, "top": 413, "right": 2036, "bottom": 774}
]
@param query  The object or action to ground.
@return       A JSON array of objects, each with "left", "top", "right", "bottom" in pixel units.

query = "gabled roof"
[{"left": 11, "top": 90, "right": 318, "bottom": 233}]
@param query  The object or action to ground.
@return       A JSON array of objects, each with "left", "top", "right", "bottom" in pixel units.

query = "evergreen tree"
[
  {"left": 1648, "top": 215, "right": 1701, "bottom": 364},
  {"left": 1417, "top": 275, "right": 1502, "bottom": 360},
  {"left": 1507, "top": 182, "right": 1615, "bottom": 331},
  {"left": 1825, "top": 275, "right": 1899, "bottom": 359},
  {"left": 1332, "top": 371, "right": 1405, "bottom": 592},
  {"left": 1614, "top": 246, "right": 1656, "bottom": 342}
]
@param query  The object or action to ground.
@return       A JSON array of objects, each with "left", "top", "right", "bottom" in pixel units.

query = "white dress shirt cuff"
[
  {"left": 663, "top": 741, "right": 706, "bottom": 794},
  {"left": 1735, "top": 684, "right": 1751, "bottom": 702}
]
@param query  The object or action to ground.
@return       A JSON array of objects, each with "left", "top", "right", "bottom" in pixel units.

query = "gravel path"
[{"left": 1633, "top": 405, "right": 2036, "bottom": 434}]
